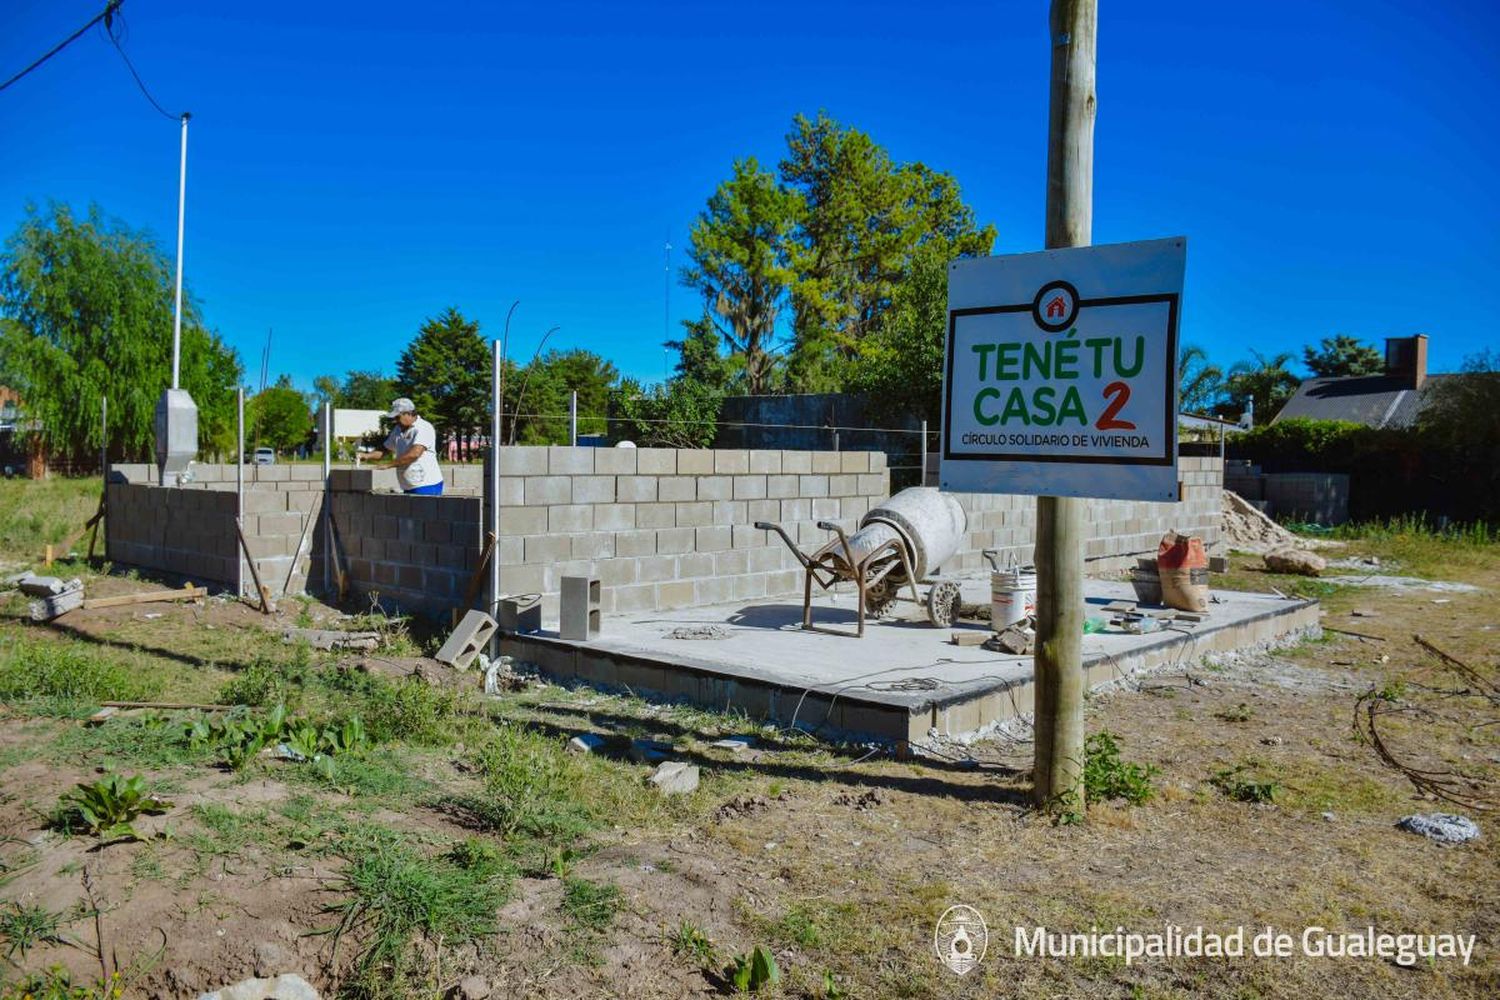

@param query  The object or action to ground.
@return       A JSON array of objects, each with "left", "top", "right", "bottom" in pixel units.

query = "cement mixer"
[{"left": 755, "top": 486, "right": 968, "bottom": 637}]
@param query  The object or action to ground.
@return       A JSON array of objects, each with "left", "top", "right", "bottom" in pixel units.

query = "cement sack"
[{"left": 1156, "top": 532, "right": 1209, "bottom": 613}]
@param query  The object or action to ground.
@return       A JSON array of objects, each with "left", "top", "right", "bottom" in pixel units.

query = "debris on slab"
[
  {"left": 28, "top": 586, "right": 84, "bottom": 622},
  {"left": 1396, "top": 813, "right": 1480, "bottom": 845},
  {"left": 666, "top": 624, "right": 731, "bottom": 640},
  {"left": 950, "top": 630, "right": 989, "bottom": 647},
  {"left": 18, "top": 574, "right": 82, "bottom": 597},
  {"left": 434, "top": 610, "right": 498, "bottom": 670},
  {"left": 281, "top": 627, "right": 381, "bottom": 652},
  {"left": 648, "top": 761, "right": 700, "bottom": 795}
]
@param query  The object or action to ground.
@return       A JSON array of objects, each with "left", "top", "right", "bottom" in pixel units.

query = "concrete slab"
[{"left": 500, "top": 578, "right": 1319, "bottom": 744}]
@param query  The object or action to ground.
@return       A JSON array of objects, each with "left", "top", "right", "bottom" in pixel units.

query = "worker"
[{"left": 365, "top": 397, "right": 444, "bottom": 495}]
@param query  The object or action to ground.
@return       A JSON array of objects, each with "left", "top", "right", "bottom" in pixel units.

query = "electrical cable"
[
  {"left": 102, "top": 11, "right": 181, "bottom": 121},
  {"left": 0, "top": 0, "right": 121, "bottom": 94}
]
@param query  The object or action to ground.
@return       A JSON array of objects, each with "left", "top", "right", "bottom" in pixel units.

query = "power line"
[
  {"left": 0, "top": 0, "right": 122, "bottom": 94},
  {"left": 103, "top": 11, "right": 180, "bottom": 120}
]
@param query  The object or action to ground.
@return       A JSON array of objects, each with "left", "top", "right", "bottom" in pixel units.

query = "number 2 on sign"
[{"left": 1096, "top": 381, "right": 1136, "bottom": 430}]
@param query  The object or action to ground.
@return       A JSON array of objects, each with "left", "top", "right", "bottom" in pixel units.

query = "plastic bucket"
[{"left": 991, "top": 568, "right": 1037, "bottom": 629}]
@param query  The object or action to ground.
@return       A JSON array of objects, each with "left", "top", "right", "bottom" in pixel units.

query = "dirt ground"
[{"left": 0, "top": 529, "right": 1496, "bottom": 999}]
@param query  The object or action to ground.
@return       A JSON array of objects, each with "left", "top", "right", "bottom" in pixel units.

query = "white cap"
[{"left": 388, "top": 397, "right": 415, "bottom": 418}]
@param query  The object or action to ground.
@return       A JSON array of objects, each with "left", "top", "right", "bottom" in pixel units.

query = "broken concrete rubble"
[
  {"left": 1265, "top": 548, "right": 1328, "bottom": 576},
  {"left": 649, "top": 761, "right": 700, "bottom": 795}
]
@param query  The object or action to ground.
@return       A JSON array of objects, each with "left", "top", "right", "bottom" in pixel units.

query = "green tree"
[
  {"left": 779, "top": 112, "right": 994, "bottom": 389},
  {"left": 0, "top": 202, "right": 242, "bottom": 463},
  {"left": 841, "top": 244, "right": 949, "bottom": 427},
  {"left": 1178, "top": 343, "right": 1225, "bottom": 413},
  {"left": 1226, "top": 350, "right": 1301, "bottom": 423},
  {"left": 667, "top": 313, "right": 738, "bottom": 390},
  {"left": 1303, "top": 334, "right": 1383, "bottom": 378},
  {"left": 609, "top": 376, "right": 723, "bottom": 448},
  {"left": 681, "top": 158, "right": 800, "bottom": 395},
  {"left": 395, "top": 307, "right": 488, "bottom": 458},
  {"left": 335, "top": 370, "right": 398, "bottom": 410},
  {"left": 249, "top": 379, "right": 312, "bottom": 453},
  {"left": 510, "top": 349, "right": 618, "bottom": 444}
]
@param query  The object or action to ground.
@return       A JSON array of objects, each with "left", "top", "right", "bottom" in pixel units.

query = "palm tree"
[
  {"left": 1178, "top": 343, "right": 1224, "bottom": 414},
  {"left": 1226, "top": 350, "right": 1301, "bottom": 424}
]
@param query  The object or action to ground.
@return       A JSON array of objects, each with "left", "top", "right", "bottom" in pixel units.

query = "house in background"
[{"left": 1274, "top": 334, "right": 1448, "bottom": 429}]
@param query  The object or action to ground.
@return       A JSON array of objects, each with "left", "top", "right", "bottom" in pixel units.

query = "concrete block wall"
[
  {"left": 326, "top": 492, "right": 484, "bottom": 617},
  {"left": 327, "top": 446, "right": 891, "bottom": 619},
  {"left": 106, "top": 464, "right": 323, "bottom": 596},
  {"left": 1262, "top": 472, "right": 1349, "bottom": 526},
  {"left": 943, "top": 454, "right": 1225, "bottom": 574}
]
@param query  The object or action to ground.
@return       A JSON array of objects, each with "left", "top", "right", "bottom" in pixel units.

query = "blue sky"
[{"left": 3, "top": 0, "right": 1497, "bottom": 397}]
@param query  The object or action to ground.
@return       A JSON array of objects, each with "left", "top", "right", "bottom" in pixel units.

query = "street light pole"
[{"left": 171, "top": 112, "right": 190, "bottom": 388}]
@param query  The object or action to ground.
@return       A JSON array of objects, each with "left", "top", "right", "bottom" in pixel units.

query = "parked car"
[{"left": 252, "top": 447, "right": 276, "bottom": 465}]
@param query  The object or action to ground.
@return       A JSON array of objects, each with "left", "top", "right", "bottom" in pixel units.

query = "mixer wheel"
[{"left": 925, "top": 579, "right": 962, "bottom": 628}]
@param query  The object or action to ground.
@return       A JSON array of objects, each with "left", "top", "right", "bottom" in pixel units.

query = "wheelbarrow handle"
[{"left": 754, "top": 521, "right": 813, "bottom": 570}]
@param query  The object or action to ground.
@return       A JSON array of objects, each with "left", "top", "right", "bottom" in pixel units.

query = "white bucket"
[{"left": 991, "top": 568, "right": 1037, "bottom": 629}]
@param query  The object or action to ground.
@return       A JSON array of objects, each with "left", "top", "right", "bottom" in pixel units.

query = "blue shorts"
[{"left": 404, "top": 482, "right": 444, "bottom": 496}]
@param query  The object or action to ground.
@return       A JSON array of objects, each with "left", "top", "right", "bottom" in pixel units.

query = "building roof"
[{"left": 1274, "top": 374, "right": 1459, "bottom": 429}]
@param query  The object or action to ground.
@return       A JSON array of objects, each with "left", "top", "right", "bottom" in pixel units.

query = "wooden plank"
[
  {"left": 102, "top": 700, "right": 235, "bottom": 711},
  {"left": 81, "top": 586, "right": 206, "bottom": 610}
]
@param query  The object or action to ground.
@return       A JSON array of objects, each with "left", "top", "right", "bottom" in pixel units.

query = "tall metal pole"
[
  {"left": 236, "top": 385, "right": 245, "bottom": 598},
  {"left": 1033, "top": 0, "right": 1095, "bottom": 811},
  {"left": 569, "top": 390, "right": 578, "bottom": 446},
  {"left": 322, "top": 401, "right": 332, "bottom": 593},
  {"left": 488, "top": 339, "right": 503, "bottom": 658},
  {"left": 100, "top": 397, "right": 108, "bottom": 479},
  {"left": 919, "top": 419, "right": 928, "bottom": 486},
  {"left": 170, "top": 113, "right": 190, "bottom": 389}
]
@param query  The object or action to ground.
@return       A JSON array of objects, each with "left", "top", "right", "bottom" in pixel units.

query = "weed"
[
  {"left": 728, "top": 945, "right": 780, "bottom": 993},
  {"left": 0, "top": 636, "right": 160, "bottom": 714},
  {"left": 670, "top": 919, "right": 717, "bottom": 965},
  {"left": 217, "top": 659, "right": 302, "bottom": 709},
  {"left": 187, "top": 804, "right": 267, "bottom": 857},
  {"left": 1215, "top": 703, "right": 1254, "bottom": 723},
  {"left": 323, "top": 827, "right": 511, "bottom": 999},
  {"left": 0, "top": 967, "right": 125, "bottom": 1000},
  {"left": 774, "top": 904, "right": 822, "bottom": 948},
  {"left": 1082, "top": 731, "right": 1159, "bottom": 806},
  {"left": 561, "top": 876, "right": 622, "bottom": 935},
  {"left": 821, "top": 969, "right": 848, "bottom": 999},
  {"left": 53, "top": 772, "right": 172, "bottom": 842},
  {"left": 0, "top": 901, "right": 67, "bottom": 961},
  {"left": 1211, "top": 763, "right": 1280, "bottom": 804},
  {"left": 440, "top": 725, "right": 594, "bottom": 851}
]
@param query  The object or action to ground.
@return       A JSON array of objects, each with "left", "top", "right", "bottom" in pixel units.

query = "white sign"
[
  {"left": 332, "top": 408, "right": 384, "bottom": 439},
  {"left": 941, "top": 237, "right": 1186, "bottom": 501}
]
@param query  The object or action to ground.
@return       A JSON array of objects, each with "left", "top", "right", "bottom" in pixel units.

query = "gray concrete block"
[
  {"left": 594, "top": 448, "right": 637, "bottom": 475},
  {"left": 781, "top": 450, "right": 812, "bottom": 474},
  {"left": 254, "top": 465, "right": 291, "bottom": 482},
  {"left": 524, "top": 476, "right": 571, "bottom": 505},
  {"left": 549, "top": 504, "right": 594, "bottom": 532},
  {"left": 499, "top": 563, "right": 548, "bottom": 597},
  {"left": 572, "top": 475, "right": 615, "bottom": 504},
  {"left": 694, "top": 576, "right": 734, "bottom": 605},
  {"left": 617, "top": 476, "right": 658, "bottom": 502},
  {"left": 657, "top": 580, "right": 696, "bottom": 608},
  {"left": 713, "top": 450, "right": 750, "bottom": 474},
  {"left": 657, "top": 476, "right": 696, "bottom": 502},
  {"left": 656, "top": 527, "right": 695, "bottom": 555},
  {"left": 828, "top": 474, "right": 857, "bottom": 497},
  {"left": 637, "top": 503, "right": 676, "bottom": 528},
  {"left": 674, "top": 501, "right": 713, "bottom": 527},
  {"left": 548, "top": 446, "right": 595, "bottom": 475},
  {"left": 636, "top": 448, "right": 677, "bottom": 475},
  {"left": 500, "top": 506, "right": 548, "bottom": 535},
  {"left": 498, "top": 446, "right": 549, "bottom": 476},
  {"left": 572, "top": 532, "right": 614, "bottom": 560},
  {"left": 598, "top": 558, "right": 638, "bottom": 586},
  {"left": 779, "top": 498, "right": 810, "bottom": 522},
  {"left": 732, "top": 475, "right": 767, "bottom": 500},
  {"left": 525, "top": 534, "right": 572, "bottom": 563},
  {"left": 243, "top": 490, "right": 289, "bottom": 514},
  {"left": 748, "top": 450, "right": 782, "bottom": 474},
  {"left": 767, "top": 474, "right": 799, "bottom": 499},
  {"left": 857, "top": 473, "right": 886, "bottom": 497},
  {"left": 636, "top": 554, "right": 677, "bottom": 583},
  {"left": 594, "top": 503, "right": 635, "bottom": 531},
  {"left": 613, "top": 582, "right": 657, "bottom": 612},
  {"left": 677, "top": 551, "right": 715, "bottom": 577},
  {"left": 746, "top": 499, "right": 778, "bottom": 524},
  {"left": 812, "top": 498, "right": 839, "bottom": 520},
  {"left": 696, "top": 476, "right": 731, "bottom": 500},
  {"left": 422, "top": 520, "right": 452, "bottom": 544},
  {"left": 811, "top": 451, "right": 841, "bottom": 473},
  {"left": 869, "top": 451, "right": 888, "bottom": 471},
  {"left": 798, "top": 475, "right": 829, "bottom": 498},
  {"left": 615, "top": 530, "right": 656, "bottom": 557},
  {"left": 677, "top": 450, "right": 714, "bottom": 475},
  {"left": 841, "top": 451, "right": 870, "bottom": 473},
  {"left": 290, "top": 464, "right": 324, "bottom": 481},
  {"left": 695, "top": 525, "right": 732, "bottom": 552}
]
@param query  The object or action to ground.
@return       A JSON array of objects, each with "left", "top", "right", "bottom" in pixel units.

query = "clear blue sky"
[{"left": 3, "top": 0, "right": 1496, "bottom": 396}]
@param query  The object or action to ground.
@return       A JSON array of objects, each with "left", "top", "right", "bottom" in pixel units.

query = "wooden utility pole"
[{"left": 1033, "top": 0, "right": 1096, "bottom": 809}]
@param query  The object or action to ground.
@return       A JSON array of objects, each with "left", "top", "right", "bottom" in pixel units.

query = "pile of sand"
[{"left": 1221, "top": 490, "right": 1317, "bottom": 554}]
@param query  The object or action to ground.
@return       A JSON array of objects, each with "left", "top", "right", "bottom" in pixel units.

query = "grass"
[
  {"left": 0, "top": 634, "right": 163, "bottom": 715},
  {"left": 0, "top": 901, "right": 68, "bottom": 961},
  {"left": 0, "top": 477, "right": 101, "bottom": 564},
  {"left": 323, "top": 826, "right": 512, "bottom": 999},
  {"left": 561, "top": 876, "right": 623, "bottom": 933}
]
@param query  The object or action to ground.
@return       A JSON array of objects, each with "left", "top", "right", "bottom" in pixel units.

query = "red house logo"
[
  {"left": 1046, "top": 295, "right": 1067, "bottom": 319},
  {"left": 1032, "top": 279, "right": 1078, "bottom": 332}
]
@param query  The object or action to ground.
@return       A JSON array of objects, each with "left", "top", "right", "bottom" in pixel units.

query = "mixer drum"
[{"left": 860, "top": 487, "right": 967, "bottom": 582}]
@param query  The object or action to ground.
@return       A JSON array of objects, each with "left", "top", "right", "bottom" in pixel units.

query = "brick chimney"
[{"left": 1384, "top": 334, "right": 1428, "bottom": 389}]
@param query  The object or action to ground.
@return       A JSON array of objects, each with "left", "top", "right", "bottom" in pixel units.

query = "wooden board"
[{"left": 81, "top": 586, "right": 206, "bottom": 610}]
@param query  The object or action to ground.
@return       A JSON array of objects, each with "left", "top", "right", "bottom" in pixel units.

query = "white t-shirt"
[{"left": 385, "top": 417, "right": 442, "bottom": 491}]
